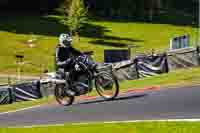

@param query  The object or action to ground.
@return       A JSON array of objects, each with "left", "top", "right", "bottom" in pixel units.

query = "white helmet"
[{"left": 59, "top": 33, "right": 72, "bottom": 47}]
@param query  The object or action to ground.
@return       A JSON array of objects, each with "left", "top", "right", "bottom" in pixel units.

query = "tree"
[
  {"left": 66, "top": 0, "right": 88, "bottom": 41},
  {"left": 63, "top": 0, "right": 72, "bottom": 15}
]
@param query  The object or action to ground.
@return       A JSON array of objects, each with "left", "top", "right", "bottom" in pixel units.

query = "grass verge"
[
  {"left": 120, "top": 67, "right": 200, "bottom": 91},
  {"left": 0, "top": 96, "right": 54, "bottom": 113},
  {"left": 1, "top": 122, "right": 200, "bottom": 132}
]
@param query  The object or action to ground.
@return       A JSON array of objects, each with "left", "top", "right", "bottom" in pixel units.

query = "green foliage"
[
  {"left": 65, "top": 0, "right": 88, "bottom": 34},
  {"left": 86, "top": 0, "right": 196, "bottom": 20},
  {"left": 54, "top": 0, "right": 72, "bottom": 15},
  {"left": 63, "top": 0, "right": 72, "bottom": 15},
  {"left": 0, "top": 0, "right": 62, "bottom": 13},
  {"left": 0, "top": 0, "right": 196, "bottom": 19}
]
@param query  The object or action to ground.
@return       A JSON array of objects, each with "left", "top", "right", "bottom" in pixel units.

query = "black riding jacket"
[{"left": 55, "top": 45, "right": 82, "bottom": 70}]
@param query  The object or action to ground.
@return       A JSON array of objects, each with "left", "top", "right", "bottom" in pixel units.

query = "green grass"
[
  {"left": 1, "top": 122, "right": 200, "bottom": 132},
  {"left": 0, "top": 77, "right": 10, "bottom": 84},
  {"left": 120, "top": 67, "right": 200, "bottom": 90},
  {"left": 0, "top": 96, "right": 54, "bottom": 113},
  {"left": 0, "top": 14, "right": 197, "bottom": 74}
]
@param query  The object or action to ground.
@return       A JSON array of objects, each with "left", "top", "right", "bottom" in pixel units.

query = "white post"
[
  {"left": 170, "top": 38, "right": 173, "bottom": 50},
  {"left": 198, "top": 0, "right": 200, "bottom": 45},
  {"left": 17, "top": 65, "right": 20, "bottom": 81}
]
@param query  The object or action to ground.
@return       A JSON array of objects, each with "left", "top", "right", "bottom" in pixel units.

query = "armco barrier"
[
  {"left": 167, "top": 47, "right": 200, "bottom": 70},
  {"left": 112, "top": 60, "right": 138, "bottom": 80},
  {"left": 40, "top": 79, "right": 55, "bottom": 97}
]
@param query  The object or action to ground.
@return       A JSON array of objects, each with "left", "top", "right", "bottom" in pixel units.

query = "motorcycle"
[{"left": 54, "top": 52, "right": 119, "bottom": 106}]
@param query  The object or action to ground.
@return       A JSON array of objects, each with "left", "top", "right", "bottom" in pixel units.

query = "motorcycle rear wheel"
[{"left": 54, "top": 84, "right": 75, "bottom": 106}]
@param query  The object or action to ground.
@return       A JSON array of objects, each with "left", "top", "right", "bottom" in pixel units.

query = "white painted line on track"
[
  {"left": 0, "top": 104, "right": 43, "bottom": 115},
  {"left": 9, "top": 124, "right": 65, "bottom": 128},
  {"left": 7, "top": 119, "right": 200, "bottom": 128},
  {"left": 71, "top": 119, "right": 200, "bottom": 125}
]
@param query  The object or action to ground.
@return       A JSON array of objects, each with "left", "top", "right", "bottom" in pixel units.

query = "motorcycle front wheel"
[
  {"left": 54, "top": 84, "right": 75, "bottom": 106},
  {"left": 95, "top": 71, "right": 119, "bottom": 100}
]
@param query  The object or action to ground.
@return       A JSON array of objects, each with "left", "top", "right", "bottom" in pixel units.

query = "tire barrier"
[
  {"left": 109, "top": 54, "right": 168, "bottom": 80},
  {"left": 0, "top": 86, "right": 13, "bottom": 105},
  {"left": 0, "top": 81, "right": 42, "bottom": 105},
  {"left": 167, "top": 47, "right": 200, "bottom": 70},
  {"left": 12, "top": 81, "right": 42, "bottom": 102},
  {"left": 106, "top": 47, "right": 200, "bottom": 80},
  {"left": 135, "top": 54, "right": 169, "bottom": 78}
]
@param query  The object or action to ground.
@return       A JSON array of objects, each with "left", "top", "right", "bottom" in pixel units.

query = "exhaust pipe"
[
  {"left": 50, "top": 79, "right": 66, "bottom": 84},
  {"left": 40, "top": 78, "right": 66, "bottom": 84}
]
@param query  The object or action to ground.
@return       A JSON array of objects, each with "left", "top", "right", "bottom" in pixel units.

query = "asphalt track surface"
[{"left": 0, "top": 85, "right": 200, "bottom": 127}]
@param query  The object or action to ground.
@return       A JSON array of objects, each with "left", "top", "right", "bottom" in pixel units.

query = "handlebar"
[
  {"left": 67, "top": 51, "right": 94, "bottom": 64},
  {"left": 82, "top": 51, "right": 94, "bottom": 55}
]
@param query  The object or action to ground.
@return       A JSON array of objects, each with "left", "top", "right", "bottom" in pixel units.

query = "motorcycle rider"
[
  {"left": 55, "top": 33, "right": 82, "bottom": 71},
  {"left": 55, "top": 33, "right": 82, "bottom": 96}
]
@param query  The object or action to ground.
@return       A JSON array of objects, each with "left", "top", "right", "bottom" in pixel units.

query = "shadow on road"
[{"left": 77, "top": 93, "right": 148, "bottom": 105}]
